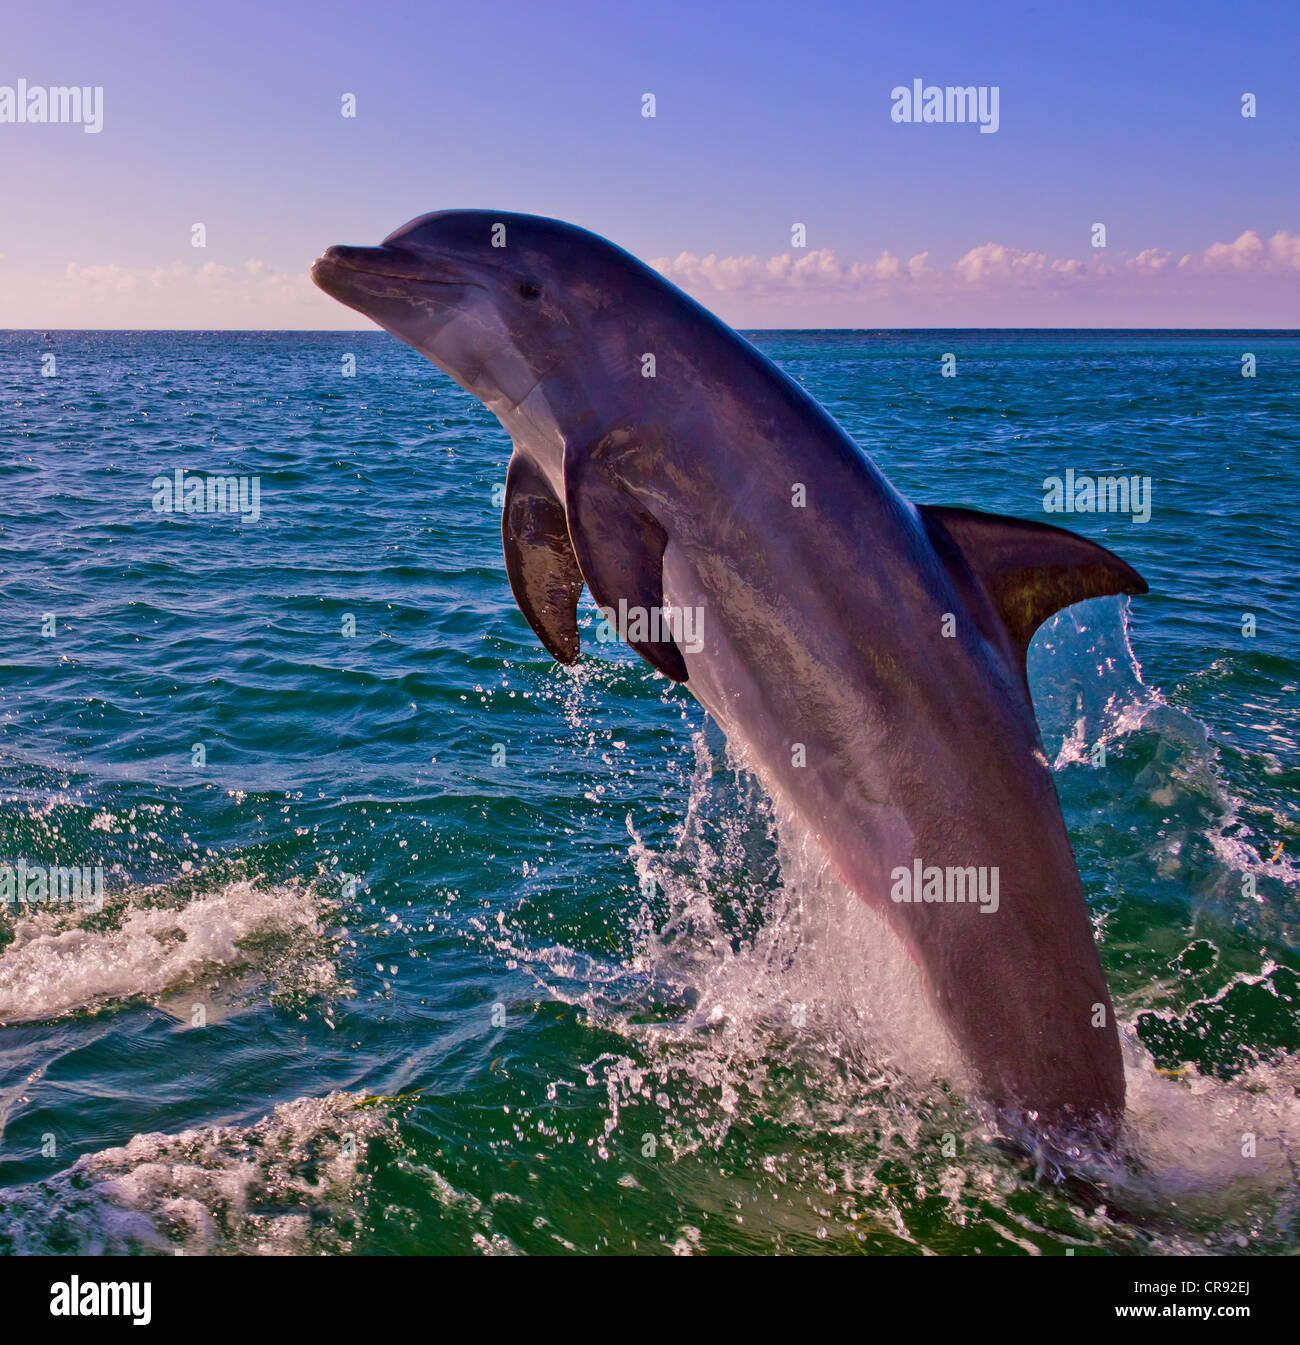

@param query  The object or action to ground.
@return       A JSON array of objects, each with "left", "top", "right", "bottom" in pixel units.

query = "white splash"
[
  {"left": 0, "top": 878, "right": 343, "bottom": 1023},
  {"left": 0, "top": 1092, "right": 392, "bottom": 1255}
]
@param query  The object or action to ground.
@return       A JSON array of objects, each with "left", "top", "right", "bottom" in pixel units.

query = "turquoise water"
[{"left": 0, "top": 329, "right": 1296, "bottom": 1255}]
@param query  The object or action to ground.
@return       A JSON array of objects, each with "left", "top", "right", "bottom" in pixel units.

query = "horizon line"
[{"left": 4, "top": 326, "right": 1300, "bottom": 336}]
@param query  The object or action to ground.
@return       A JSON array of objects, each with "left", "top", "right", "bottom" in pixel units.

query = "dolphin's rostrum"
[{"left": 312, "top": 212, "right": 1148, "bottom": 1143}]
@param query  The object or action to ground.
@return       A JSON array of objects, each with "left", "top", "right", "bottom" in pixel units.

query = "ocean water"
[{"left": 0, "top": 328, "right": 1296, "bottom": 1256}]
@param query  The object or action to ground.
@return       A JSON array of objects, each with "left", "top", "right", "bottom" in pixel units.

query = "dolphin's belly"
[
  {"left": 660, "top": 529, "right": 1124, "bottom": 1131},
  {"left": 662, "top": 533, "right": 935, "bottom": 905}
]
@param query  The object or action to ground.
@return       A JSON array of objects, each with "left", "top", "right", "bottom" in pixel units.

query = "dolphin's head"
[{"left": 312, "top": 210, "right": 669, "bottom": 441}]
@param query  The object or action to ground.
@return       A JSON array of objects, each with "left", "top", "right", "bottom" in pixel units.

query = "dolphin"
[{"left": 312, "top": 211, "right": 1147, "bottom": 1143}]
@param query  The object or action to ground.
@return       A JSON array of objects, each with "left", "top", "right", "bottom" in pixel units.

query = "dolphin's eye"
[{"left": 518, "top": 282, "right": 541, "bottom": 300}]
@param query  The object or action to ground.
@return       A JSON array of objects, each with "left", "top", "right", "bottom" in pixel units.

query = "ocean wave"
[
  {"left": 0, "top": 1092, "right": 392, "bottom": 1255},
  {"left": 0, "top": 877, "right": 347, "bottom": 1025}
]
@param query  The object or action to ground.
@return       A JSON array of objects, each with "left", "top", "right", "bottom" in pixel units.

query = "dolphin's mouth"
[{"left": 311, "top": 244, "right": 479, "bottom": 291}]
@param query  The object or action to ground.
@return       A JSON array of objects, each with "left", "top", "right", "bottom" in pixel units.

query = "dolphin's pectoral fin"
[
  {"left": 562, "top": 430, "right": 689, "bottom": 683},
  {"left": 502, "top": 451, "right": 585, "bottom": 664},
  {"left": 920, "top": 504, "right": 1149, "bottom": 669}
]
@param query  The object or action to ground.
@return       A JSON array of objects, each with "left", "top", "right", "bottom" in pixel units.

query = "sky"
[{"left": 1, "top": 0, "right": 1296, "bottom": 328}]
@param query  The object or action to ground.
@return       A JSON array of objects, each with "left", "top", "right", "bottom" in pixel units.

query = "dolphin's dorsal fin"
[
  {"left": 563, "top": 429, "right": 689, "bottom": 683},
  {"left": 502, "top": 451, "right": 585, "bottom": 664},
  {"left": 919, "top": 504, "right": 1148, "bottom": 669}
]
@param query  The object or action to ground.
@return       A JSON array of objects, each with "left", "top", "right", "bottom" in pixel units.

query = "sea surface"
[{"left": 0, "top": 328, "right": 1296, "bottom": 1256}]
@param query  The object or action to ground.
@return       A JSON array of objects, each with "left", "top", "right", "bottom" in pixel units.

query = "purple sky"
[{"left": 2, "top": 0, "right": 1296, "bottom": 328}]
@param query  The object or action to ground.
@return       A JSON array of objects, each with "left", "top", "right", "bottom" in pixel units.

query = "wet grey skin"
[{"left": 312, "top": 212, "right": 1148, "bottom": 1145}]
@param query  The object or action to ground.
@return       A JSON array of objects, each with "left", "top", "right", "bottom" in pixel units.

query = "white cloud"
[
  {"left": 652, "top": 229, "right": 1300, "bottom": 306},
  {"left": 1267, "top": 230, "right": 1300, "bottom": 268},
  {"left": 64, "top": 256, "right": 318, "bottom": 302},
  {"left": 63, "top": 262, "right": 140, "bottom": 290},
  {"left": 1179, "top": 229, "right": 1300, "bottom": 272},
  {"left": 653, "top": 246, "right": 932, "bottom": 296},
  {"left": 43, "top": 255, "right": 342, "bottom": 327}
]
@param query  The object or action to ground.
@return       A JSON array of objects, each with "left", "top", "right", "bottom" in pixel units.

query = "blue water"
[{"left": 0, "top": 329, "right": 1296, "bottom": 1255}]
